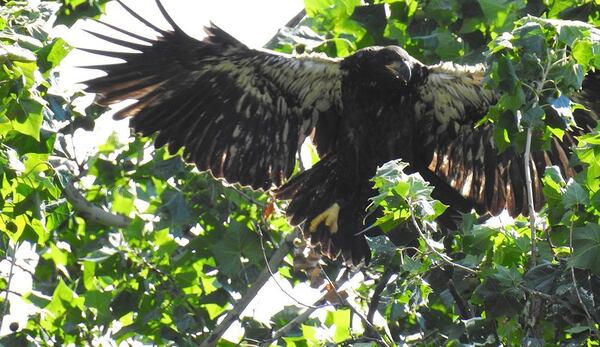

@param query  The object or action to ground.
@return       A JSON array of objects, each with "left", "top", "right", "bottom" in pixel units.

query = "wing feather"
[
  {"left": 82, "top": 0, "right": 343, "bottom": 190},
  {"left": 414, "top": 63, "right": 598, "bottom": 217}
]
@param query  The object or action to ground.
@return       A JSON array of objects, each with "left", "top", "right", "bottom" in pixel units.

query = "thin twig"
[
  {"left": 339, "top": 296, "right": 390, "bottom": 347},
  {"left": 517, "top": 284, "right": 570, "bottom": 307},
  {"left": 336, "top": 336, "right": 391, "bottom": 346},
  {"left": 260, "top": 269, "right": 348, "bottom": 346},
  {"left": 523, "top": 127, "right": 537, "bottom": 268},
  {"left": 258, "top": 226, "right": 321, "bottom": 309},
  {"left": 408, "top": 204, "right": 478, "bottom": 275},
  {"left": 319, "top": 266, "right": 391, "bottom": 347}
]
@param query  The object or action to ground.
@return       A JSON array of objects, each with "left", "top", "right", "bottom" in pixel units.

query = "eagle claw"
[{"left": 309, "top": 203, "right": 340, "bottom": 234}]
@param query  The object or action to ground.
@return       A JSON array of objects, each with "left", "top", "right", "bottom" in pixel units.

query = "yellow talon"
[{"left": 309, "top": 203, "right": 340, "bottom": 234}]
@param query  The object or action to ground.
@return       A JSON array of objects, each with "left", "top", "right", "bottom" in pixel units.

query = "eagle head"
[{"left": 341, "top": 46, "right": 426, "bottom": 92}]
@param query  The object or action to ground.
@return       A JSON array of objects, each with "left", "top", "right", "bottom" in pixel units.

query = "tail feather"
[{"left": 277, "top": 154, "right": 338, "bottom": 225}]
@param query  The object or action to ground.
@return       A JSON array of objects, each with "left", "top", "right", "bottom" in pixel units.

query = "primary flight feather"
[{"left": 82, "top": 0, "right": 598, "bottom": 265}]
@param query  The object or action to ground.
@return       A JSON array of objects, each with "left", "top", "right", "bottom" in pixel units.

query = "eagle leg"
[{"left": 309, "top": 203, "right": 340, "bottom": 234}]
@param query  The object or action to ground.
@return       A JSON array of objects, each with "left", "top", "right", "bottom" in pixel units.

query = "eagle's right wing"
[
  {"left": 413, "top": 63, "right": 598, "bottom": 217},
  {"left": 81, "top": 0, "right": 343, "bottom": 190}
]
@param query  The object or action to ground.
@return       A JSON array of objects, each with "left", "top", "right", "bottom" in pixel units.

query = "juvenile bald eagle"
[{"left": 82, "top": 0, "right": 598, "bottom": 264}]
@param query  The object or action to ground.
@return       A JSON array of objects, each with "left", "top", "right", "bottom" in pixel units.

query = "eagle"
[{"left": 81, "top": 0, "right": 598, "bottom": 265}]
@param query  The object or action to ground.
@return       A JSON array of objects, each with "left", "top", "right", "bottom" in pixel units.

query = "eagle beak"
[{"left": 386, "top": 61, "right": 412, "bottom": 84}]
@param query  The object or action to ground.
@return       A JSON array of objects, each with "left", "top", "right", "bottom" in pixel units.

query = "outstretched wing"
[
  {"left": 413, "top": 62, "right": 598, "bottom": 217},
  {"left": 81, "top": 0, "right": 343, "bottom": 190}
]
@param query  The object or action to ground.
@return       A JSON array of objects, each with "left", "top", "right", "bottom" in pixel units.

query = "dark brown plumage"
[{"left": 82, "top": 0, "right": 598, "bottom": 265}]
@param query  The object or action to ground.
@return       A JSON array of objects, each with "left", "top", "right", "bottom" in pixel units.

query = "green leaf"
[
  {"left": 523, "top": 264, "right": 558, "bottom": 294},
  {"left": 464, "top": 226, "right": 498, "bottom": 252},
  {"left": 112, "top": 187, "right": 134, "bottom": 215},
  {"left": 569, "top": 223, "right": 600, "bottom": 273},
  {"left": 325, "top": 309, "right": 351, "bottom": 342},
  {"left": 425, "top": 0, "right": 458, "bottom": 26},
  {"left": 8, "top": 99, "right": 44, "bottom": 141},
  {"left": 522, "top": 105, "right": 545, "bottom": 128},
  {"left": 496, "top": 57, "right": 518, "bottom": 92},
  {"left": 562, "top": 63, "right": 585, "bottom": 90},
  {"left": 37, "top": 38, "right": 71, "bottom": 74},
  {"left": 366, "top": 234, "right": 397, "bottom": 262},
  {"left": 565, "top": 325, "right": 591, "bottom": 334},
  {"left": 432, "top": 30, "right": 463, "bottom": 59},
  {"left": 548, "top": 95, "right": 575, "bottom": 126},
  {"left": 84, "top": 290, "right": 113, "bottom": 320},
  {"left": 478, "top": 0, "right": 510, "bottom": 28},
  {"left": 562, "top": 179, "right": 589, "bottom": 209},
  {"left": 0, "top": 44, "right": 36, "bottom": 62},
  {"left": 474, "top": 277, "right": 522, "bottom": 318},
  {"left": 513, "top": 21, "right": 546, "bottom": 59},
  {"left": 557, "top": 20, "right": 592, "bottom": 46},
  {"left": 497, "top": 87, "right": 525, "bottom": 111},
  {"left": 305, "top": 0, "right": 359, "bottom": 19},
  {"left": 546, "top": 0, "right": 576, "bottom": 18},
  {"left": 572, "top": 39, "right": 594, "bottom": 68},
  {"left": 160, "top": 189, "right": 193, "bottom": 225},
  {"left": 212, "top": 221, "right": 262, "bottom": 277},
  {"left": 152, "top": 157, "right": 185, "bottom": 180},
  {"left": 55, "top": 0, "right": 110, "bottom": 27}
]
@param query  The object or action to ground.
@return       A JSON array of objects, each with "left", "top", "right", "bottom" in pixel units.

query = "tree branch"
[
  {"left": 523, "top": 126, "right": 537, "bottom": 267},
  {"left": 63, "top": 181, "right": 131, "bottom": 228},
  {"left": 264, "top": 9, "right": 306, "bottom": 48},
  {"left": 264, "top": 305, "right": 319, "bottom": 345},
  {"left": 341, "top": 295, "right": 390, "bottom": 347},
  {"left": 522, "top": 51, "right": 554, "bottom": 341},
  {"left": 260, "top": 271, "right": 348, "bottom": 346},
  {"left": 367, "top": 269, "right": 394, "bottom": 324},
  {"left": 448, "top": 279, "right": 473, "bottom": 319},
  {"left": 199, "top": 230, "right": 297, "bottom": 347}
]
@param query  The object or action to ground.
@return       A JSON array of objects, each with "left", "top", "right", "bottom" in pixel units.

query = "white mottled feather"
[{"left": 417, "top": 62, "right": 495, "bottom": 126}]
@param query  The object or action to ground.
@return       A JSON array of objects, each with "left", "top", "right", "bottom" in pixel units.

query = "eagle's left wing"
[
  {"left": 413, "top": 63, "right": 598, "bottom": 217},
  {"left": 81, "top": 0, "right": 343, "bottom": 190}
]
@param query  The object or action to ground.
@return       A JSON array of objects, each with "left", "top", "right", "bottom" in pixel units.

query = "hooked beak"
[{"left": 386, "top": 60, "right": 412, "bottom": 84}]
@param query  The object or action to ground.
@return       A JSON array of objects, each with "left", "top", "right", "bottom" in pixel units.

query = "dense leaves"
[{"left": 0, "top": 0, "right": 599, "bottom": 346}]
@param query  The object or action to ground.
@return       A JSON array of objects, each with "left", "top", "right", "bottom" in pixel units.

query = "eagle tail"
[{"left": 276, "top": 155, "right": 371, "bottom": 265}]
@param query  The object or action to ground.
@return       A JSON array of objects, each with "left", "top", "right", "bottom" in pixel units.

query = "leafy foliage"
[{"left": 0, "top": 0, "right": 599, "bottom": 346}]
